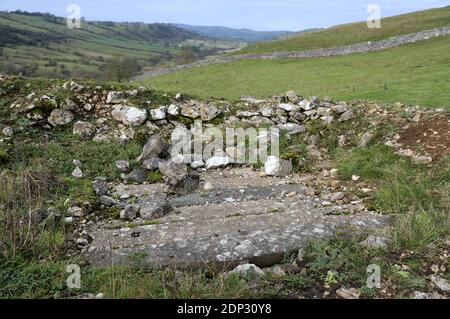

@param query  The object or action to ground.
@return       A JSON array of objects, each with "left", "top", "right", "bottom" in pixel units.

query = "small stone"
[
  {"left": 336, "top": 288, "right": 360, "bottom": 299},
  {"left": 115, "top": 160, "right": 130, "bottom": 173},
  {"left": 68, "top": 206, "right": 88, "bottom": 217},
  {"left": 264, "top": 156, "right": 293, "bottom": 176},
  {"left": 76, "top": 238, "right": 89, "bottom": 246},
  {"left": 136, "top": 134, "right": 169, "bottom": 162},
  {"left": 2, "top": 126, "right": 13, "bottom": 137},
  {"left": 352, "top": 175, "right": 361, "bottom": 181},
  {"left": 142, "top": 158, "right": 162, "bottom": 171},
  {"left": 140, "top": 196, "right": 173, "bottom": 220},
  {"left": 73, "top": 159, "right": 82, "bottom": 167},
  {"left": 278, "top": 103, "right": 297, "bottom": 112},
  {"left": 167, "top": 104, "right": 180, "bottom": 116},
  {"left": 430, "top": 275, "right": 450, "bottom": 292},
  {"left": 338, "top": 110, "right": 355, "bottom": 122},
  {"left": 360, "top": 235, "right": 389, "bottom": 250},
  {"left": 330, "top": 192, "right": 345, "bottom": 202},
  {"left": 92, "top": 177, "right": 108, "bottom": 196},
  {"left": 111, "top": 105, "right": 147, "bottom": 126},
  {"left": 150, "top": 106, "right": 167, "bottom": 120},
  {"left": 106, "top": 91, "right": 126, "bottom": 104},
  {"left": 203, "top": 182, "right": 213, "bottom": 191},
  {"left": 412, "top": 155, "right": 433, "bottom": 165},
  {"left": 71, "top": 167, "right": 83, "bottom": 178},
  {"left": 263, "top": 265, "right": 286, "bottom": 278},
  {"left": 124, "top": 169, "right": 148, "bottom": 184},
  {"left": 99, "top": 195, "right": 117, "bottom": 207},
  {"left": 48, "top": 109, "right": 74, "bottom": 126},
  {"left": 205, "top": 156, "right": 231, "bottom": 169},
  {"left": 297, "top": 248, "right": 305, "bottom": 262},
  {"left": 120, "top": 204, "right": 140, "bottom": 220},
  {"left": 64, "top": 217, "right": 74, "bottom": 224},
  {"left": 73, "top": 121, "right": 95, "bottom": 139},
  {"left": 359, "top": 132, "right": 373, "bottom": 148},
  {"left": 285, "top": 90, "right": 301, "bottom": 104},
  {"left": 229, "top": 264, "right": 265, "bottom": 280},
  {"left": 411, "top": 291, "right": 444, "bottom": 299},
  {"left": 277, "top": 123, "right": 306, "bottom": 135}
]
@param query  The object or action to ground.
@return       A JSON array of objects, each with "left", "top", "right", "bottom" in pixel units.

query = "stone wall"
[{"left": 133, "top": 27, "right": 450, "bottom": 81}]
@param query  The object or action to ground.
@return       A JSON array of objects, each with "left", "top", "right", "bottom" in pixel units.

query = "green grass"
[
  {"left": 141, "top": 35, "right": 450, "bottom": 109},
  {"left": 336, "top": 146, "right": 449, "bottom": 249},
  {"left": 237, "top": 6, "right": 450, "bottom": 54}
]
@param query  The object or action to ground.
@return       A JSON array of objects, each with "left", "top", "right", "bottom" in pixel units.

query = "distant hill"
[
  {"left": 237, "top": 6, "right": 450, "bottom": 54},
  {"left": 173, "top": 24, "right": 307, "bottom": 42},
  {"left": 0, "top": 11, "right": 234, "bottom": 79}
]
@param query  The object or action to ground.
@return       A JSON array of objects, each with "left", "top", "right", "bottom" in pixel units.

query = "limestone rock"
[
  {"left": 115, "top": 160, "right": 130, "bottom": 173},
  {"left": 140, "top": 196, "right": 173, "bottom": 220},
  {"left": 124, "top": 169, "right": 148, "bottom": 184},
  {"left": 264, "top": 156, "right": 292, "bottom": 176},
  {"left": 71, "top": 167, "right": 83, "bottom": 178},
  {"left": 336, "top": 287, "right": 360, "bottom": 299},
  {"left": 106, "top": 91, "right": 126, "bottom": 104},
  {"left": 206, "top": 156, "right": 231, "bottom": 169},
  {"left": 1, "top": 126, "right": 13, "bottom": 137},
  {"left": 181, "top": 105, "right": 201, "bottom": 119},
  {"left": 285, "top": 91, "right": 301, "bottom": 104},
  {"left": 136, "top": 134, "right": 169, "bottom": 162},
  {"left": 142, "top": 158, "right": 162, "bottom": 171},
  {"left": 73, "top": 121, "right": 95, "bottom": 139},
  {"left": 359, "top": 132, "right": 373, "bottom": 148},
  {"left": 99, "top": 195, "right": 117, "bottom": 207},
  {"left": 167, "top": 104, "right": 180, "bottom": 116},
  {"left": 431, "top": 275, "right": 450, "bottom": 292},
  {"left": 236, "top": 110, "right": 260, "bottom": 118},
  {"left": 92, "top": 177, "right": 108, "bottom": 196},
  {"left": 169, "top": 174, "right": 200, "bottom": 195},
  {"left": 112, "top": 105, "right": 147, "bottom": 126},
  {"left": 200, "top": 104, "right": 221, "bottom": 121},
  {"left": 277, "top": 123, "right": 306, "bottom": 135},
  {"left": 120, "top": 204, "right": 140, "bottom": 220},
  {"left": 159, "top": 157, "right": 188, "bottom": 181},
  {"left": 229, "top": 264, "right": 265, "bottom": 280},
  {"left": 278, "top": 103, "right": 297, "bottom": 112},
  {"left": 150, "top": 106, "right": 167, "bottom": 120},
  {"left": 48, "top": 109, "right": 74, "bottom": 126}
]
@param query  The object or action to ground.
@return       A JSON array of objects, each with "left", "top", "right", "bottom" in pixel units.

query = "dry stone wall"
[{"left": 133, "top": 27, "right": 450, "bottom": 80}]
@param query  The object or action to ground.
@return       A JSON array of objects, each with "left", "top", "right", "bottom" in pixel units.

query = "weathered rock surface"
[
  {"left": 85, "top": 168, "right": 389, "bottom": 268},
  {"left": 264, "top": 156, "right": 293, "bottom": 176},
  {"left": 73, "top": 121, "right": 95, "bottom": 139},
  {"left": 48, "top": 109, "right": 74, "bottom": 126},
  {"left": 137, "top": 134, "right": 169, "bottom": 162},
  {"left": 111, "top": 105, "right": 147, "bottom": 126}
]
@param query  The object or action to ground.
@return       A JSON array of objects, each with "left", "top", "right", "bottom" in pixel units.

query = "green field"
[
  {"left": 237, "top": 6, "right": 450, "bottom": 54},
  {"left": 139, "top": 35, "right": 450, "bottom": 109}
]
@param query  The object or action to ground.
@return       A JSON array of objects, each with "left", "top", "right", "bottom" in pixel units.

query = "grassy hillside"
[
  {"left": 138, "top": 35, "right": 450, "bottom": 109},
  {"left": 0, "top": 11, "right": 239, "bottom": 79},
  {"left": 236, "top": 6, "right": 450, "bottom": 54}
]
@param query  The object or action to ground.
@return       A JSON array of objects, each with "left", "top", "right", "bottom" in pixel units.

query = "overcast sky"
[{"left": 1, "top": 0, "right": 449, "bottom": 31}]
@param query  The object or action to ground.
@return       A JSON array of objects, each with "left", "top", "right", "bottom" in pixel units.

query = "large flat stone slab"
[{"left": 85, "top": 168, "right": 389, "bottom": 268}]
